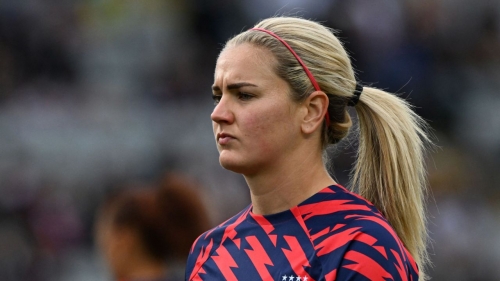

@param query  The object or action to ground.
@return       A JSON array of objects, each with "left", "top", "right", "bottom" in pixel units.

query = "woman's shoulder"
[
  {"left": 299, "top": 185, "right": 419, "bottom": 279},
  {"left": 298, "top": 184, "right": 385, "bottom": 223},
  {"left": 188, "top": 205, "right": 252, "bottom": 254},
  {"left": 185, "top": 205, "right": 252, "bottom": 280},
  {"left": 298, "top": 186, "right": 418, "bottom": 280},
  {"left": 298, "top": 184, "right": 404, "bottom": 252}
]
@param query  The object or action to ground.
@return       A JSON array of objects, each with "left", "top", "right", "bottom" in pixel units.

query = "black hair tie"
[{"left": 348, "top": 83, "right": 363, "bottom": 107}]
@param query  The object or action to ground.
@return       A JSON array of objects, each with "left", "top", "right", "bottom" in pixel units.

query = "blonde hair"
[{"left": 225, "top": 17, "right": 430, "bottom": 279}]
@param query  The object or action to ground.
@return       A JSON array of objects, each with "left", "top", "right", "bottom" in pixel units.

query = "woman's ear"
[{"left": 300, "top": 91, "right": 329, "bottom": 134}]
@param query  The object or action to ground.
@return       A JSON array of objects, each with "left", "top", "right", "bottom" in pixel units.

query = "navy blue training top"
[{"left": 186, "top": 185, "right": 419, "bottom": 281}]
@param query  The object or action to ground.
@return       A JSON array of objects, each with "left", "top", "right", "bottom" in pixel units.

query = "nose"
[{"left": 211, "top": 96, "right": 235, "bottom": 124}]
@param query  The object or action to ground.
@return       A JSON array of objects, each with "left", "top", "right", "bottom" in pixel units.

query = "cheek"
[
  {"left": 242, "top": 111, "right": 269, "bottom": 137},
  {"left": 242, "top": 106, "right": 292, "bottom": 150}
]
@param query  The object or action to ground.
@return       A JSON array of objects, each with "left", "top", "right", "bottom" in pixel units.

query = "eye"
[
  {"left": 212, "top": 94, "right": 222, "bottom": 105},
  {"left": 238, "top": 92, "right": 254, "bottom": 101}
]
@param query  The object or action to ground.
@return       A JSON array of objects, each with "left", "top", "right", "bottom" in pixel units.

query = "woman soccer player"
[{"left": 186, "top": 17, "right": 430, "bottom": 281}]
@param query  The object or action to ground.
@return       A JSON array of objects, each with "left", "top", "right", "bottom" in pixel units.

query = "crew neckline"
[{"left": 247, "top": 185, "right": 340, "bottom": 225}]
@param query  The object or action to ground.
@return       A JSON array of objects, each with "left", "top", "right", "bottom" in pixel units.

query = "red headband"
[{"left": 251, "top": 27, "right": 330, "bottom": 126}]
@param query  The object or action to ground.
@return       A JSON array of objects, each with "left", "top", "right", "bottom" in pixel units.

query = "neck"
[{"left": 245, "top": 145, "right": 336, "bottom": 215}]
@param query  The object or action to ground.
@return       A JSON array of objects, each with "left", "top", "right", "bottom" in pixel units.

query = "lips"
[{"left": 217, "top": 132, "right": 235, "bottom": 145}]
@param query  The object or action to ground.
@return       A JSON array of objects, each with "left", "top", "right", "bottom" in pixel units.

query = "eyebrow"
[{"left": 211, "top": 82, "right": 258, "bottom": 92}]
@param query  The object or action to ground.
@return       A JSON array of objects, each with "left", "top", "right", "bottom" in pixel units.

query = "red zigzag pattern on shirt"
[
  {"left": 212, "top": 244, "right": 238, "bottom": 281},
  {"left": 282, "top": 236, "right": 315, "bottom": 281},
  {"left": 244, "top": 235, "right": 274, "bottom": 280}
]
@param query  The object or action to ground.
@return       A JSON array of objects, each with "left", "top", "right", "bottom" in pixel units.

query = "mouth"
[{"left": 217, "top": 132, "right": 235, "bottom": 145}]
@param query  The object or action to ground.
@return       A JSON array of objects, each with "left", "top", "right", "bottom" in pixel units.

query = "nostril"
[
  {"left": 211, "top": 103, "right": 233, "bottom": 124},
  {"left": 211, "top": 105, "right": 225, "bottom": 123}
]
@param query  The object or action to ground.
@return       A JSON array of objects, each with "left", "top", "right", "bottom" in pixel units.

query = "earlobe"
[{"left": 301, "top": 91, "right": 329, "bottom": 135}]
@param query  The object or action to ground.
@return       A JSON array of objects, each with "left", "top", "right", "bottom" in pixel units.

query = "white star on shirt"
[
  {"left": 288, "top": 276, "right": 294, "bottom": 281},
  {"left": 282, "top": 276, "right": 287, "bottom": 281},
  {"left": 295, "top": 276, "right": 302, "bottom": 281},
  {"left": 303, "top": 277, "right": 308, "bottom": 281}
]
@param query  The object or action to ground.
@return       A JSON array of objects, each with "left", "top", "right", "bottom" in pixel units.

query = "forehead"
[{"left": 214, "top": 44, "right": 278, "bottom": 84}]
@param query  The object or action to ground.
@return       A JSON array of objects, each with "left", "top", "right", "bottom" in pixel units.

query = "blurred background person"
[{"left": 95, "top": 173, "right": 210, "bottom": 281}]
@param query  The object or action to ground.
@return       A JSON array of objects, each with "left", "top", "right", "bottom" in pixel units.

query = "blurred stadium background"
[{"left": 0, "top": 0, "right": 499, "bottom": 280}]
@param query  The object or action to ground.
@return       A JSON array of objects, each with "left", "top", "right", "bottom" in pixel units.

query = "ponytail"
[{"left": 352, "top": 87, "right": 431, "bottom": 279}]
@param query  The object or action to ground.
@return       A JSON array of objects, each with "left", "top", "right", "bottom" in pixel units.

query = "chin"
[{"left": 219, "top": 152, "right": 254, "bottom": 175}]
